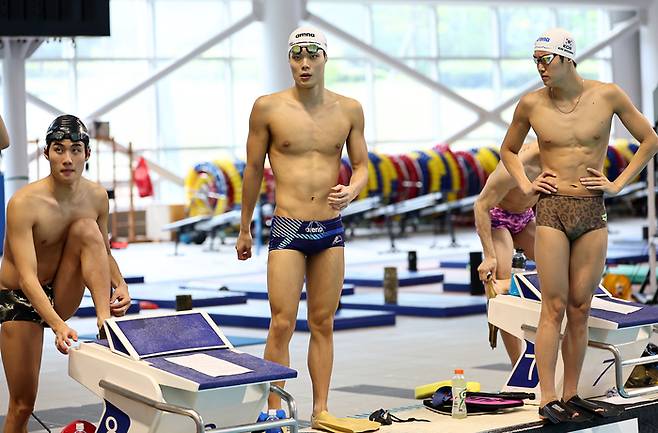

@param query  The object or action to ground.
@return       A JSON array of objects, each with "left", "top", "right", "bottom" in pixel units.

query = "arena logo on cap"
[
  {"left": 536, "top": 36, "right": 550, "bottom": 43},
  {"left": 296, "top": 32, "right": 315, "bottom": 38}
]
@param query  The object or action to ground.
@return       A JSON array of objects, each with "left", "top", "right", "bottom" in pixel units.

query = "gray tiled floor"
[{"left": 0, "top": 217, "right": 655, "bottom": 431}]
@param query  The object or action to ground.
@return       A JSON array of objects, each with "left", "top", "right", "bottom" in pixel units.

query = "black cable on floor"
[{"left": 31, "top": 412, "right": 52, "bottom": 433}]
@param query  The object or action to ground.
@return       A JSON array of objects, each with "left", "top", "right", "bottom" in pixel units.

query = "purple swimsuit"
[{"left": 489, "top": 207, "right": 534, "bottom": 235}]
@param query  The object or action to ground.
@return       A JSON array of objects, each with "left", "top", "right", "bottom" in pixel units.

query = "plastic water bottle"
[
  {"left": 509, "top": 249, "right": 527, "bottom": 297},
  {"left": 451, "top": 369, "right": 467, "bottom": 419},
  {"left": 511, "top": 249, "right": 527, "bottom": 274}
]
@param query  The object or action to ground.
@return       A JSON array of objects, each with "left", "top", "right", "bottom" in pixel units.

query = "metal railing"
[{"left": 99, "top": 379, "right": 298, "bottom": 433}]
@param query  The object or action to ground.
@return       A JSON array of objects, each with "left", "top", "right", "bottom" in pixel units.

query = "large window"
[
  {"left": 20, "top": 0, "right": 618, "bottom": 203},
  {"left": 310, "top": 2, "right": 614, "bottom": 151}
]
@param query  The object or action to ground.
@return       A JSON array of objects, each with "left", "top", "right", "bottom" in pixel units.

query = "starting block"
[
  {"left": 69, "top": 311, "right": 299, "bottom": 433},
  {"left": 489, "top": 271, "right": 658, "bottom": 401}
]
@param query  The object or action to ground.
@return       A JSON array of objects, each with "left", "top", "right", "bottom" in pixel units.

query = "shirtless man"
[
  {"left": 500, "top": 28, "right": 658, "bottom": 423},
  {"left": 235, "top": 27, "right": 376, "bottom": 432},
  {"left": 0, "top": 115, "right": 131, "bottom": 433},
  {"left": 474, "top": 141, "right": 541, "bottom": 365}
]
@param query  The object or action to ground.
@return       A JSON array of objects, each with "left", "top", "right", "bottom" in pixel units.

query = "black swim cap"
[{"left": 45, "top": 114, "right": 90, "bottom": 147}]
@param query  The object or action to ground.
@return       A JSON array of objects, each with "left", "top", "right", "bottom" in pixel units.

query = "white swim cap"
[
  {"left": 288, "top": 26, "right": 328, "bottom": 56},
  {"left": 534, "top": 28, "right": 576, "bottom": 60}
]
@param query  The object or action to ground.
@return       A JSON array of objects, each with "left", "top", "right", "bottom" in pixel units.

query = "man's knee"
[
  {"left": 8, "top": 397, "right": 35, "bottom": 422},
  {"left": 269, "top": 313, "right": 296, "bottom": 339},
  {"left": 566, "top": 298, "right": 591, "bottom": 325},
  {"left": 68, "top": 218, "right": 103, "bottom": 245},
  {"left": 541, "top": 297, "right": 567, "bottom": 323},
  {"left": 307, "top": 312, "right": 334, "bottom": 335}
]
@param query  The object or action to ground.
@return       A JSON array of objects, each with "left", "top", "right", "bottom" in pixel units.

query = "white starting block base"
[
  {"left": 69, "top": 311, "right": 298, "bottom": 433},
  {"left": 489, "top": 272, "right": 658, "bottom": 402}
]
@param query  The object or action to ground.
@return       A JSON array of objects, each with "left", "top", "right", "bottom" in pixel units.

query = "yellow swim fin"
[
  {"left": 414, "top": 380, "right": 480, "bottom": 399},
  {"left": 311, "top": 411, "right": 380, "bottom": 433}
]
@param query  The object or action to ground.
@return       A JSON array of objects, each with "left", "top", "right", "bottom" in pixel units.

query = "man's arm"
[
  {"left": 329, "top": 99, "right": 368, "bottom": 209},
  {"left": 608, "top": 84, "right": 658, "bottom": 191},
  {"left": 5, "top": 197, "right": 68, "bottom": 330},
  {"left": 474, "top": 165, "right": 518, "bottom": 267},
  {"left": 236, "top": 97, "right": 270, "bottom": 260},
  {"left": 96, "top": 187, "right": 130, "bottom": 316},
  {"left": 0, "top": 114, "right": 9, "bottom": 150},
  {"left": 500, "top": 96, "right": 533, "bottom": 194}
]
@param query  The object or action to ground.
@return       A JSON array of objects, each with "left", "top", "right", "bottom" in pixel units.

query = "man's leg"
[
  {"left": 52, "top": 219, "right": 111, "bottom": 329},
  {"left": 534, "top": 226, "right": 570, "bottom": 407},
  {"left": 1, "top": 321, "right": 44, "bottom": 433},
  {"left": 562, "top": 228, "right": 607, "bottom": 400},
  {"left": 305, "top": 247, "right": 344, "bottom": 416},
  {"left": 492, "top": 228, "right": 522, "bottom": 364},
  {"left": 514, "top": 220, "right": 536, "bottom": 261},
  {"left": 265, "top": 250, "right": 306, "bottom": 409}
]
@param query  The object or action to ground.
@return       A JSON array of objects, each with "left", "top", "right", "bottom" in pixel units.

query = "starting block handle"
[
  {"left": 521, "top": 325, "right": 658, "bottom": 399},
  {"left": 271, "top": 384, "right": 298, "bottom": 425},
  {"left": 99, "top": 379, "right": 204, "bottom": 433},
  {"left": 587, "top": 341, "right": 658, "bottom": 399},
  {"left": 98, "top": 379, "right": 300, "bottom": 433}
]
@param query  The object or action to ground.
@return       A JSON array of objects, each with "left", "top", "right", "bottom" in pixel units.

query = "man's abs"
[{"left": 270, "top": 157, "right": 343, "bottom": 220}]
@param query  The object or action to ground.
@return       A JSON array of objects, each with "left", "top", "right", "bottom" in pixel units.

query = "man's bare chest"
[
  {"left": 531, "top": 102, "right": 613, "bottom": 146},
  {"left": 268, "top": 108, "right": 350, "bottom": 156}
]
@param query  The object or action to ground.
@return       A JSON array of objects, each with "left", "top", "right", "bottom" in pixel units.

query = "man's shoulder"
[
  {"left": 7, "top": 180, "right": 47, "bottom": 212},
  {"left": 592, "top": 81, "right": 624, "bottom": 99},
  {"left": 81, "top": 178, "right": 109, "bottom": 200},
  {"left": 328, "top": 91, "right": 362, "bottom": 116},
  {"left": 520, "top": 88, "right": 546, "bottom": 105},
  {"left": 329, "top": 91, "right": 360, "bottom": 106},
  {"left": 255, "top": 90, "right": 290, "bottom": 107},
  {"left": 11, "top": 179, "right": 44, "bottom": 200},
  {"left": 251, "top": 92, "right": 290, "bottom": 121}
]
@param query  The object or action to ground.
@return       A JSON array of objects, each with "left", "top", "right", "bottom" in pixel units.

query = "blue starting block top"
[
  {"left": 438, "top": 244, "right": 658, "bottom": 269},
  {"left": 442, "top": 281, "right": 471, "bottom": 293},
  {"left": 344, "top": 270, "right": 443, "bottom": 287},
  {"left": 204, "top": 301, "right": 395, "bottom": 331},
  {"left": 605, "top": 246, "right": 657, "bottom": 265},
  {"left": 126, "top": 283, "right": 248, "bottom": 308},
  {"left": 339, "top": 293, "right": 486, "bottom": 317},
  {"left": 181, "top": 281, "right": 355, "bottom": 300},
  {"left": 147, "top": 348, "right": 297, "bottom": 390},
  {"left": 75, "top": 297, "right": 140, "bottom": 317},
  {"left": 124, "top": 275, "right": 145, "bottom": 284},
  {"left": 590, "top": 298, "right": 658, "bottom": 328},
  {"left": 439, "top": 259, "right": 537, "bottom": 271},
  {"left": 101, "top": 311, "right": 297, "bottom": 390},
  {"left": 438, "top": 245, "right": 658, "bottom": 268}
]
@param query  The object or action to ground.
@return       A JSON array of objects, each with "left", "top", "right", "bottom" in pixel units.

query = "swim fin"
[{"left": 311, "top": 411, "right": 380, "bottom": 433}]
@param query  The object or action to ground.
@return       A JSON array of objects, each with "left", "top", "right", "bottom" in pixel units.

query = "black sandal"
[
  {"left": 539, "top": 400, "right": 593, "bottom": 424},
  {"left": 564, "top": 395, "right": 624, "bottom": 418}
]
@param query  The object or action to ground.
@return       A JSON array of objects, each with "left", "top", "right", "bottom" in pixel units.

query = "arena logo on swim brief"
[
  {"left": 305, "top": 221, "right": 325, "bottom": 233},
  {"left": 332, "top": 235, "right": 343, "bottom": 245}
]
